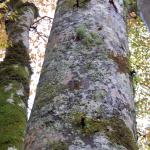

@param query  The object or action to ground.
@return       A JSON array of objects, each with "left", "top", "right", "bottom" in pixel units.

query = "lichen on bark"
[
  {"left": 0, "top": 82, "right": 26, "bottom": 150},
  {"left": 0, "top": 0, "right": 38, "bottom": 149},
  {"left": 71, "top": 113, "right": 138, "bottom": 150},
  {"left": 25, "top": 0, "right": 137, "bottom": 149}
]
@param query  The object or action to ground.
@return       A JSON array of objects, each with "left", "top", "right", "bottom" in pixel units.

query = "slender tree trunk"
[
  {"left": 25, "top": 0, "right": 138, "bottom": 149},
  {"left": 0, "top": 1, "right": 38, "bottom": 149}
]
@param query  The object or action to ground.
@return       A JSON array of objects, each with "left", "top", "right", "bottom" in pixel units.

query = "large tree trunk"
[
  {"left": 25, "top": 0, "right": 138, "bottom": 149},
  {"left": 0, "top": 0, "right": 38, "bottom": 149}
]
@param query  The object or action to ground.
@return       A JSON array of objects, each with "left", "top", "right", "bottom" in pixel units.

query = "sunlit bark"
[{"left": 26, "top": 0, "right": 138, "bottom": 149}]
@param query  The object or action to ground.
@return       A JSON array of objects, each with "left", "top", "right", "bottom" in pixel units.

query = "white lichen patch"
[
  {"left": 16, "top": 86, "right": 24, "bottom": 96},
  {"left": 18, "top": 102, "right": 26, "bottom": 109},
  {"left": 93, "top": 133, "right": 127, "bottom": 150},
  {"left": 7, "top": 146, "right": 17, "bottom": 150},
  {"left": 69, "top": 144, "right": 92, "bottom": 150},
  {"left": 94, "top": 134, "right": 113, "bottom": 149},
  {"left": 69, "top": 137, "right": 92, "bottom": 150},
  {"left": 6, "top": 93, "right": 14, "bottom": 104},
  {"left": 46, "top": 131, "right": 65, "bottom": 143},
  {"left": 62, "top": 70, "right": 73, "bottom": 85},
  {"left": 115, "top": 72, "right": 134, "bottom": 108},
  {"left": 25, "top": 66, "right": 30, "bottom": 77},
  {"left": 5, "top": 83, "right": 13, "bottom": 92}
]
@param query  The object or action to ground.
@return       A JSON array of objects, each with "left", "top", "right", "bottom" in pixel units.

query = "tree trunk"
[
  {"left": 25, "top": 0, "right": 138, "bottom": 149},
  {"left": 137, "top": 0, "right": 150, "bottom": 31},
  {"left": 0, "top": 1, "right": 38, "bottom": 149}
]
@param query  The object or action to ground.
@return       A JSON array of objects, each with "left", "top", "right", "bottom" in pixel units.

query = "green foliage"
[
  {"left": 128, "top": 16, "right": 150, "bottom": 150},
  {"left": 0, "top": 0, "right": 30, "bottom": 50},
  {"left": 128, "top": 17, "right": 150, "bottom": 117},
  {"left": 0, "top": 0, "right": 20, "bottom": 21},
  {"left": 124, "top": 0, "right": 137, "bottom": 12}
]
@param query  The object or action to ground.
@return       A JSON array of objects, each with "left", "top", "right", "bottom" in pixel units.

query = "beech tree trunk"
[
  {"left": 25, "top": 0, "right": 138, "bottom": 149},
  {"left": 0, "top": 0, "right": 38, "bottom": 149}
]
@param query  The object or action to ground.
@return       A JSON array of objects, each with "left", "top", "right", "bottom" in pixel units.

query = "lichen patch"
[
  {"left": 5, "top": 83, "right": 13, "bottom": 92},
  {"left": 7, "top": 146, "right": 17, "bottom": 150},
  {"left": 18, "top": 102, "right": 26, "bottom": 109},
  {"left": 6, "top": 93, "right": 14, "bottom": 104},
  {"left": 16, "top": 87, "right": 24, "bottom": 96}
]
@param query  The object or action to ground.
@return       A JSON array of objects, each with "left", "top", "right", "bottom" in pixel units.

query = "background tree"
[
  {"left": 0, "top": 0, "right": 38, "bottom": 149},
  {"left": 25, "top": 0, "right": 138, "bottom": 149},
  {"left": 27, "top": 0, "right": 55, "bottom": 117},
  {"left": 125, "top": 0, "right": 150, "bottom": 149},
  {"left": 128, "top": 9, "right": 150, "bottom": 150}
]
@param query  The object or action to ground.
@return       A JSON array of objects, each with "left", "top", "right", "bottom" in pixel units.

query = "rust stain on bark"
[
  {"left": 67, "top": 80, "right": 81, "bottom": 91},
  {"left": 109, "top": 53, "right": 129, "bottom": 73}
]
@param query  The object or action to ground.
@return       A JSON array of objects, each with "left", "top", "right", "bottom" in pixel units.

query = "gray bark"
[
  {"left": 0, "top": 1, "right": 38, "bottom": 149},
  {"left": 25, "top": 0, "right": 138, "bottom": 149},
  {"left": 138, "top": 0, "right": 150, "bottom": 31}
]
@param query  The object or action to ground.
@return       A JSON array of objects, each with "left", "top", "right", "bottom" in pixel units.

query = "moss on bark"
[
  {"left": 0, "top": 83, "right": 26, "bottom": 150},
  {"left": 50, "top": 141, "right": 68, "bottom": 150},
  {"left": 75, "top": 25, "right": 103, "bottom": 47},
  {"left": 0, "top": 1, "right": 38, "bottom": 149},
  {"left": 71, "top": 113, "right": 138, "bottom": 150}
]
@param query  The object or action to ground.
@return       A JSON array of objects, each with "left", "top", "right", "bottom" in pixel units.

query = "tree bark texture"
[
  {"left": 137, "top": 0, "right": 150, "bottom": 31},
  {"left": 25, "top": 0, "right": 138, "bottom": 149},
  {"left": 0, "top": 0, "right": 38, "bottom": 149}
]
